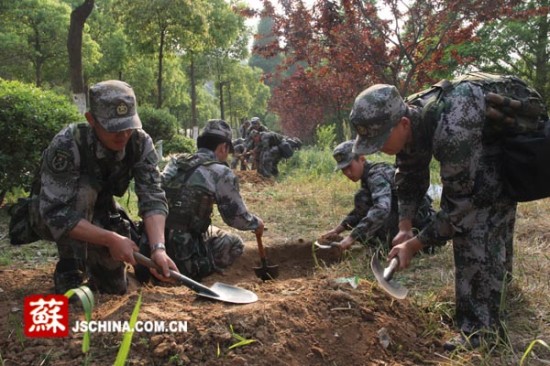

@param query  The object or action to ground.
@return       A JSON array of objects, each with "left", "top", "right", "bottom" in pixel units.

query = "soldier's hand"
[
  {"left": 336, "top": 236, "right": 354, "bottom": 252},
  {"left": 392, "top": 229, "right": 414, "bottom": 246},
  {"left": 388, "top": 237, "right": 424, "bottom": 269},
  {"left": 109, "top": 235, "right": 139, "bottom": 265},
  {"left": 150, "top": 250, "right": 179, "bottom": 281}
]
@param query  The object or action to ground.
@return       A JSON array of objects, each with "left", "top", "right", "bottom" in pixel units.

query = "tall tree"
[
  {"left": 116, "top": 0, "right": 209, "bottom": 108},
  {"left": 0, "top": 0, "right": 72, "bottom": 87}
]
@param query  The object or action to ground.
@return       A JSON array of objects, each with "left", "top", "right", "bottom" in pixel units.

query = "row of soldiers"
[{"left": 231, "top": 117, "right": 302, "bottom": 177}]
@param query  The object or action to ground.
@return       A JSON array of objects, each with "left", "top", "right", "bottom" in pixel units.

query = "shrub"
[
  {"left": 0, "top": 79, "right": 80, "bottom": 198},
  {"left": 163, "top": 134, "right": 196, "bottom": 156},
  {"left": 138, "top": 106, "right": 178, "bottom": 143},
  {"left": 315, "top": 124, "right": 336, "bottom": 151}
]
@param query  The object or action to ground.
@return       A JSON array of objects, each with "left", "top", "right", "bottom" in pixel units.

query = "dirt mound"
[
  {"left": 0, "top": 239, "right": 443, "bottom": 366},
  {"left": 234, "top": 170, "right": 274, "bottom": 186}
]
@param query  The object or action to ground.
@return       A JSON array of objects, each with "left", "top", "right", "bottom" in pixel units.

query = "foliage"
[
  {"left": 0, "top": 0, "right": 73, "bottom": 87},
  {"left": 138, "top": 106, "right": 178, "bottom": 143},
  {"left": 162, "top": 134, "right": 196, "bottom": 156},
  {"left": 315, "top": 124, "right": 336, "bottom": 151},
  {"left": 465, "top": 0, "right": 550, "bottom": 103},
  {"left": 0, "top": 79, "right": 80, "bottom": 195},
  {"left": 255, "top": 0, "right": 523, "bottom": 141}
]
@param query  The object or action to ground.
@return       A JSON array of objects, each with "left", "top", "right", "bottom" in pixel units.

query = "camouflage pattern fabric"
[
  {"left": 257, "top": 131, "right": 284, "bottom": 177},
  {"left": 340, "top": 162, "right": 436, "bottom": 248},
  {"left": 31, "top": 123, "right": 167, "bottom": 293},
  {"left": 395, "top": 82, "right": 517, "bottom": 334},
  {"left": 162, "top": 148, "right": 260, "bottom": 274}
]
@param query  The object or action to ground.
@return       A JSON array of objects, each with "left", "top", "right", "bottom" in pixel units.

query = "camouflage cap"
[
  {"left": 89, "top": 80, "right": 142, "bottom": 132},
  {"left": 250, "top": 117, "right": 261, "bottom": 126},
  {"left": 350, "top": 84, "right": 407, "bottom": 155},
  {"left": 332, "top": 140, "right": 356, "bottom": 171},
  {"left": 200, "top": 119, "right": 234, "bottom": 151}
]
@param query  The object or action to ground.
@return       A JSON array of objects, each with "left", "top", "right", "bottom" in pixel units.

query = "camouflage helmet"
[
  {"left": 250, "top": 117, "right": 261, "bottom": 126},
  {"left": 332, "top": 140, "right": 357, "bottom": 171},
  {"left": 200, "top": 119, "right": 234, "bottom": 151},
  {"left": 350, "top": 84, "right": 407, "bottom": 155},
  {"left": 89, "top": 80, "right": 142, "bottom": 132}
]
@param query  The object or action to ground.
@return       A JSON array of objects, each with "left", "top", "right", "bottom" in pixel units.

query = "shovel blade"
[
  {"left": 371, "top": 256, "right": 409, "bottom": 300},
  {"left": 198, "top": 282, "right": 258, "bottom": 304},
  {"left": 253, "top": 264, "right": 279, "bottom": 281}
]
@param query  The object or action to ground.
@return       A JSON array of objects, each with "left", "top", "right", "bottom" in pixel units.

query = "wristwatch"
[{"left": 151, "top": 243, "right": 166, "bottom": 253}]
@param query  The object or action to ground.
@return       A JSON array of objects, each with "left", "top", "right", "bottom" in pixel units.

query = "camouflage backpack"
[
  {"left": 162, "top": 153, "right": 224, "bottom": 280},
  {"left": 406, "top": 72, "right": 550, "bottom": 202}
]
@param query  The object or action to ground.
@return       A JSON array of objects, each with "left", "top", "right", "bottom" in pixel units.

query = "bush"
[
  {"left": 138, "top": 106, "right": 178, "bottom": 143},
  {"left": 315, "top": 124, "right": 336, "bottom": 150},
  {"left": 0, "top": 79, "right": 80, "bottom": 197},
  {"left": 163, "top": 134, "right": 196, "bottom": 156}
]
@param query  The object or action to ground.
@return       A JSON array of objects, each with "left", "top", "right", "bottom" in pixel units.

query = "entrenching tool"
[
  {"left": 253, "top": 232, "right": 279, "bottom": 281},
  {"left": 370, "top": 255, "right": 409, "bottom": 300},
  {"left": 313, "top": 240, "right": 340, "bottom": 250},
  {"left": 134, "top": 252, "right": 258, "bottom": 304}
]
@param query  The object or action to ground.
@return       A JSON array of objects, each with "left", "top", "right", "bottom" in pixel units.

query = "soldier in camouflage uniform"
[
  {"left": 321, "top": 140, "right": 437, "bottom": 251},
  {"left": 147, "top": 119, "right": 264, "bottom": 281},
  {"left": 349, "top": 79, "right": 529, "bottom": 350},
  {"left": 30, "top": 80, "right": 177, "bottom": 295}
]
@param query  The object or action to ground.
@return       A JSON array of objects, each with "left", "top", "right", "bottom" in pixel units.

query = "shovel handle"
[
  {"left": 383, "top": 257, "right": 399, "bottom": 281},
  {"left": 255, "top": 232, "right": 267, "bottom": 260},
  {"left": 133, "top": 252, "right": 219, "bottom": 298}
]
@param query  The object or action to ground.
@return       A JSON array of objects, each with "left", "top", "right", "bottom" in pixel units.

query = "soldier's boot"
[
  {"left": 53, "top": 259, "right": 84, "bottom": 295},
  {"left": 88, "top": 265, "right": 128, "bottom": 295},
  {"left": 443, "top": 333, "right": 481, "bottom": 352}
]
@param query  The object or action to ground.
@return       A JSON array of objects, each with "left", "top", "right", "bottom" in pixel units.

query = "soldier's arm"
[{"left": 215, "top": 168, "right": 260, "bottom": 231}]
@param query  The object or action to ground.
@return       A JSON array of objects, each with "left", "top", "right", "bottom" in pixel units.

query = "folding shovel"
[
  {"left": 134, "top": 252, "right": 258, "bottom": 304},
  {"left": 370, "top": 255, "right": 409, "bottom": 300}
]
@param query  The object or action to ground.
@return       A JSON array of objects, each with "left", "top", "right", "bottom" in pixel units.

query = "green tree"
[
  {"left": 0, "top": 0, "right": 72, "bottom": 87},
  {"left": 467, "top": 0, "right": 550, "bottom": 102},
  {"left": 115, "top": 0, "right": 210, "bottom": 108}
]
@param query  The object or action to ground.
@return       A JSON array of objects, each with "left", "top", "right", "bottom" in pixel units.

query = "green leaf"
[
  {"left": 520, "top": 339, "right": 550, "bottom": 365},
  {"left": 113, "top": 292, "right": 143, "bottom": 366},
  {"left": 64, "top": 286, "right": 94, "bottom": 353}
]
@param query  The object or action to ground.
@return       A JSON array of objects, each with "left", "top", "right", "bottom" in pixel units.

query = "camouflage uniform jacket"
[
  {"left": 395, "top": 82, "right": 500, "bottom": 246},
  {"left": 340, "top": 162, "right": 396, "bottom": 241},
  {"left": 38, "top": 123, "right": 167, "bottom": 241},
  {"left": 162, "top": 148, "right": 260, "bottom": 231}
]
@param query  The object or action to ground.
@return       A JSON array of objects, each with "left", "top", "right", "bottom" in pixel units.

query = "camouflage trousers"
[
  {"left": 30, "top": 180, "right": 127, "bottom": 294},
  {"left": 450, "top": 143, "right": 517, "bottom": 335},
  {"left": 166, "top": 225, "right": 244, "bottom": 279},
  {"left": 258, "top": 146, "right": 281, "bottom": 177}
]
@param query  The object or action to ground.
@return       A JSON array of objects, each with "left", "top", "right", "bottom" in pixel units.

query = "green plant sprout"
[
  {"left": 64, "top": 285, "right": 94, "bottom": 354},
  {"left": 227, "top": 324, "right": 256, "bottom": 350},
  {"left": 113, "top": 291, "right": 142, "bottom": 366}
]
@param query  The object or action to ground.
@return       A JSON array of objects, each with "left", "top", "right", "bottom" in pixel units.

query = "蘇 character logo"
[{"left": 24, "top": 294, "right": 69, "bottom": 338}]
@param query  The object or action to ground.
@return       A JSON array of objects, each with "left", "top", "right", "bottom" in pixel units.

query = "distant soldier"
[
  {"left": 238, "top": 118, "right": 250, "bottom": 139},
  {"left": 231, "top": 138, "right": 249, "bottom": 170},
  {"left": 321, "top": 141, "right": 438, "bottom": 251},
  {"left": 136, "top": 120, "right": 264, "bottom": 281}
]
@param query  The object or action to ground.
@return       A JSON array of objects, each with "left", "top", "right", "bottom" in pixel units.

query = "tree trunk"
[
  {"left": 534, "top": 0, "right": 549, "bottom": 101},
  {"left": 219, "top": 82, "right": 225, "bottom": 120},
  {"left": 190, "top": 58, "right": 198, "bottom": 129},
  {"left": 67, "top": 0, "right": 94, "bottom": 114},
  {"left": 157, "top": 29, "right": 166, "bottom": 109}
]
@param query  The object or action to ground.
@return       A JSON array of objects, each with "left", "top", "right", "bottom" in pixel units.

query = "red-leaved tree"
[{"left": 255, "top": 0, "right": 520, "bottom": 142}]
